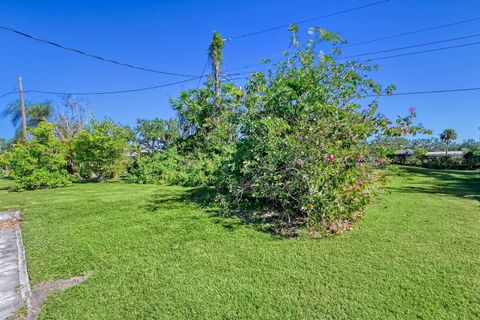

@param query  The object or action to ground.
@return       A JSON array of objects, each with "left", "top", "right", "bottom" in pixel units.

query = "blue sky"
[{"left": 1, "top": 0, "right": 479, "bottom": 140}]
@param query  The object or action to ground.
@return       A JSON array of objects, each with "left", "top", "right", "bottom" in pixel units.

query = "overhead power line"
[
  {"left": 0, "top": 24, "right": 199, "bottom": 78},
  {"left": 0, "top": 77, "right": 202, "bottom": 98},
  {"left": 364, "top": 40, "right": 480, "bottom": 61},
  {"left": 226, "top": 37, "right": 480, "bottom": 76},
  {"left": 0, "top": 91, "right": 17, "bottom": 99},
  {"left": 379, "top": 87, "right": 480, "bottom": 96},
  {"left": 197, "top": 54, "right": 210, "bottom": 89},
  {"left": 2, "top": 82, "right": 479, "bottom": 99},
  {"left": 341, "top": 33, "right": 480, "bottom": 59},
  {"left": 227, "top": 0, "right": 390, "bottom": 40},
  {"left": 347, "top": 16, "right": 480, "bottom": 47},
  {"left": 218, "top": 76, "right": 480, "bottom": 95},
  {"left": 228, "top": 16, "right": 480, "bottom": 72}
]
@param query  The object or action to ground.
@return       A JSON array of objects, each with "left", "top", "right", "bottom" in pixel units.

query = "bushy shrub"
[
  {"left": 463, "top": 150, "right": 480, "bottom": 169},
  {"left": 128, "top": 146, "right": 223, "bottom": 186},
  {"left": 73, "top": 119, "right": 132, "bottom": 181},
  {"left": 5, "top": 122, "right": 71, "bottom": 190},
  {"left": 216, "top": 28, "right": 428, "bottom": 235},
  {"left": 127, "top": 81, "right": 242, "bottom": 187}
]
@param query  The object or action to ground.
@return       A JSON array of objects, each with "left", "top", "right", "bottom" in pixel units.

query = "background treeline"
[{"left": 372, "top": 135, "right": 480, "bottom": 169}]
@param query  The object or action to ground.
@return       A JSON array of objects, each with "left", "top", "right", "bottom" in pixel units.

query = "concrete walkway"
[{"left": 0, "top": 211, "right": 31, "bottom": 320}]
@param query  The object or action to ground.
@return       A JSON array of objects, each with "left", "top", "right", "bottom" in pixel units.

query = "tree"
[
  {"left": 73, "top": 119, "right": 132, "bottom": 181},
  {"left": 54, "top": 95, "right": 89, "bottom": 141},
  {"left": 2, "top": 100, "right": 54, "bottom": 140},
  {"left": 440, "top": 129, "right": 458, "bottom": 156},
  {"left": 134, "top": 118, "right": 180, "bottom": 153},
  {"left": 4, "top": 122, "right": 71, "bottom": 190}
]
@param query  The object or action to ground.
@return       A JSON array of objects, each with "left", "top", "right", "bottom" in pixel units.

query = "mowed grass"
[{"left": 0, "top": 167, "right": 479, "bottom": 319}]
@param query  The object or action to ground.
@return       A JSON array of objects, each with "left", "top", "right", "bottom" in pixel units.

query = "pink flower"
[
  {"left": 356, "top": 162, "right": 365, "bottom": 169},
  {"left": 376, "top": 157, "right": 387, "bottom": 164},
  {"left": 409, "top": 105, "right": 416, "bottom": 114},
  {"left": 295, "top": 159, "right": 304, "bottom": 166},
  {"left": 353, "top": 179, "right": 365, "bottom": 190},
  {"left": 325, "top": 155, "right": 336, "bottom": 162},
  {"left": 401, "top": 127, "right": 410, "bottom": 135}
]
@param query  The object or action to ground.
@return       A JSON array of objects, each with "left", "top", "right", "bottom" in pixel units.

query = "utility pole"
[
  {"left": 209, "top": 32, "right": 224, "bottom": 114},
  {"left": 17, "top": 77, "right": 28, "bottom": 142}
]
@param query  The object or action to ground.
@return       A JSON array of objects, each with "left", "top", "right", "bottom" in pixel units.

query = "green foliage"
[
  {"left": 0, "top": 139, "right": 11, "bottom": 175},
  {"left": 4, "top": 122, "right": 71, "bottom": 190},
  {"left": 73, "top": 119, "right": 132, "bottom": 181},
  {"left": 209, "top": 32, "right": 224, "bottom": 66},
  {"left": 128, "top": 146, "right": 223, "bottom": 186},
  {"left": 134, "top": 118, "right": 180, "bottom": 152}
]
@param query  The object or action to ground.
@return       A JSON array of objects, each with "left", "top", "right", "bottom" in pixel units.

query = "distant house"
[
  {"left": 425, "top": 151, "right": 464, "bottom": 157},
  {"left": 392, "top": 149, "right": 415, "bottom": 164},
  {"left": 394, "top": 149, "right": 415, "bottom": 156}
]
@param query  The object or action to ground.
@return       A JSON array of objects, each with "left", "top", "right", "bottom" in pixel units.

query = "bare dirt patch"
[{"left": 11, "top": 272, "right": 92, "bottom": 320}]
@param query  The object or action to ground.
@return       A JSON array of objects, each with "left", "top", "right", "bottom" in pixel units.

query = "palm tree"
[
  {"left": 2, "top": 100, "right": 54, "bottom": 140},
  {"left": 439, "top": 129, "right": 458, "bottom": 156}
]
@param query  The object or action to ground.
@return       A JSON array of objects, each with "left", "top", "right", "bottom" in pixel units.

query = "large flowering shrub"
[{"left": 217, "top": 28, "right": 428, "bottom": 236}]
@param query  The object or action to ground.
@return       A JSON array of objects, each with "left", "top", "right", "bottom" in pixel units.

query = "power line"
[
  {"left": 218, "top": 76, "right": 480, "bottom": 96},
  {"left": 364, "top": 40, "right": 480, "bottom": 62},
  {"left": 227, "top": 16, "right": 480, "bottom": 72},
  {"left": 341, "top": 33, "right": 480, "bottom": 60},
  {"left": 2, "top": 82, "right": 479, "bottom": 99},
  {"left": 0, "top": 91, "right": 17, "bottom": 99},
  {"left": 196, "top": 54, "right": 210, "bottom": 89},
  {"left": 381, "top": 87, "right": 480, "bottom": 96},
  {"left": 346, "top": 16, "right": 480, "bottom": 47},
  {"left": 228, "top": 33, "right": 480, "bottom": 71},
  {"left": 226, "top": 39, "right": 480, "bottom": 76},
  {"left": 227, "top": 0, "right": 390, "bottom": 41},
  {"left": 0, "top": 77, "right": 202, "bottom": 98},
  {"left": 0, "top": 24, "right": 199, "bottom": 78}
]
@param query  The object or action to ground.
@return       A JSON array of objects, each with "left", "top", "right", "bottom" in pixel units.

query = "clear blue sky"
[{"left": 1, "top": 0, "right": 479, "bottom": 140}]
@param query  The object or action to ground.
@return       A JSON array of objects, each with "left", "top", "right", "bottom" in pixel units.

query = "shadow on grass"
[
  {"left": 0, "top": 176, "right": 15, "bottom": 191},
  {"left": 392, "top": 166, "right": 480, "bottom": 202},
  {"left": 144, "top": 187, "right": 290, "bottom": 236},
  {"left": 144, "top": 167, "right": 480, "bottom": 236}
]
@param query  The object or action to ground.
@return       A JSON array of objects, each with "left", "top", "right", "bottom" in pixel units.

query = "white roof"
[{"left": 426, "top": 151, "right": 463, "bottom": 156}]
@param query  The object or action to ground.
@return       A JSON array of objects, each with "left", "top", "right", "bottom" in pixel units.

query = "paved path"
[{"left": 0, "top": 211, "right": 31, "bottom": 320}]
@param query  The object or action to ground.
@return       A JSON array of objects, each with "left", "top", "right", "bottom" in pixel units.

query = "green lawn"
[{"left": 0, "top": 167, "right": 479, "bottom": 319}]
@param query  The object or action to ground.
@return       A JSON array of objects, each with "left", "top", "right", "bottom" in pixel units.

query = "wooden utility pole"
[
  {"left": 209, "top": 32, "right": 224, "bottom": 114},
  {"left": 17, "top": 77, "right": 28, "bottom": 142}
]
